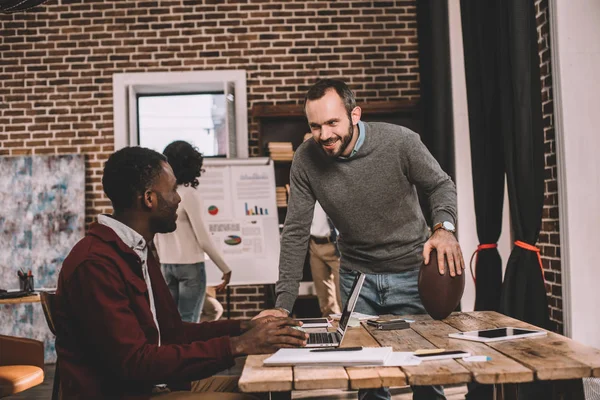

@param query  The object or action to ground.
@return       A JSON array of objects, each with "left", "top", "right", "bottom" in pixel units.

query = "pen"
[{"left": 310, "top": 346, "right": 363, "bottom": 352}]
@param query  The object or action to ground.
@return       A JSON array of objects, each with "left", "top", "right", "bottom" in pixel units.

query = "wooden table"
[
  {"left": 239, "top": 311, "right": 600, "bottom": 399},
  {"left": 0, "top": 293, "right": 40, "bottom": 305}
]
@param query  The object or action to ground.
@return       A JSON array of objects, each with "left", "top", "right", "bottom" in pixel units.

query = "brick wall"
[
  {"left": 535, "top": 0, "right": 562, "bottom": 334},
  {"left": 0, "top": 0, "right": 421, "bottom": 318}
]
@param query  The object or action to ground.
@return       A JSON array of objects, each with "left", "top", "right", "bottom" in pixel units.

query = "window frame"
[{"left": 112, "top": 70, "right": 248, "bottom": 158}]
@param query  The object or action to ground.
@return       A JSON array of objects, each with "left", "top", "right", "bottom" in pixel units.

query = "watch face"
[{"left": 443, "top": 221, "right": 455, "bottom": 231}]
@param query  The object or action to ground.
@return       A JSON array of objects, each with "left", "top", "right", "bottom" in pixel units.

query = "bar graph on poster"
[{"left": 197, "top": 158, "right": 280, "bottom": 285}]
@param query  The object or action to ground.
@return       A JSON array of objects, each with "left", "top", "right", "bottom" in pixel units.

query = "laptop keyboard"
[{"left": 308, "top": 332, "right": 339, "bottom": 345}]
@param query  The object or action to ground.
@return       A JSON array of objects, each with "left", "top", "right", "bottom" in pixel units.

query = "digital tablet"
[{"left": 448, "top": 327, "right": 547, "bottom": 343}]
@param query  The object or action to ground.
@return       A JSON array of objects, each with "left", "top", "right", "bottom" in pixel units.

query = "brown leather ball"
[{"left": 418, "top": 249, "right": 465, "bottom": 320}]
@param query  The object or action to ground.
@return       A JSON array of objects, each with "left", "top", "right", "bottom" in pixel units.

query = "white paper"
[
  {"left": 264, "top": 347, "right": 393, "bottom": 366},
  {"left": 329, "top": 312, "right": 378, "bottom": 321},
  {"left": 383, "top": 352, "right": 422, "bottom": 366}
]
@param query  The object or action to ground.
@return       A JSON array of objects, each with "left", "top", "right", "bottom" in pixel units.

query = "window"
[{"left": 112, "top": 70, "right": 248, "bottom": 158}]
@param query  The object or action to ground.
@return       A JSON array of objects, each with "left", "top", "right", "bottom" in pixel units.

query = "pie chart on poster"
[
  {"left": 224, "top": 235, "right": 242, "bottom": 246},
  {"left": 208, "top": 205, "right": 219, "bottom": 215}
]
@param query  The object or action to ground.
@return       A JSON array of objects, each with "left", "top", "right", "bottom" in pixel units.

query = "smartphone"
[
  {"left": 366, "top": 319, "right": 410, "bottom": 330},
  {"left": 413, "top": 350, "right": 470, "bottom": 361}
]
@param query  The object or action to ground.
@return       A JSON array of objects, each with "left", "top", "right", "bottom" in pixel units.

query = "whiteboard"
[{"left": 197, "top": 157, "right": 280, "bottom": 286}]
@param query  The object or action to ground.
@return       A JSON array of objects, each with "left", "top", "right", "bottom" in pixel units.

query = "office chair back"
[{"left": 40, "top": 291, "right": 60, "bottom": 400}]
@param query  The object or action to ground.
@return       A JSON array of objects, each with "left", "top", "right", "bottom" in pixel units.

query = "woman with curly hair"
[{"left": 154, "top": 140, "right": 232, "bottom": 322}]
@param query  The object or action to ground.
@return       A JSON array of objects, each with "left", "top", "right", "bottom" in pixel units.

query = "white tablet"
[{"left": 448, "top": 327, "right": 547, "bottom": 343}]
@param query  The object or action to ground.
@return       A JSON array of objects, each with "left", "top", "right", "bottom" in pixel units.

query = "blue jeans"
[
  {"left": 340, "top": 267, "right": 446, "bottom": 400},
  {"left": 161, "top": 262, "right": 207, "bottom": 323}
]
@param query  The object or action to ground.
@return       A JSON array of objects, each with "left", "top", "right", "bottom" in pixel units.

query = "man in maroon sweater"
[{"left": 54, "top": 147, "right": 307, "bottom": 399}]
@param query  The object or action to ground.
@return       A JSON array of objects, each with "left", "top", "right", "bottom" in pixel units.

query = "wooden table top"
[
  {"left": 238, "top": 311, "right": 600, "bottom": 393},
  {"left": 0, "top": 293, "right": 40, "bottom": 305}
]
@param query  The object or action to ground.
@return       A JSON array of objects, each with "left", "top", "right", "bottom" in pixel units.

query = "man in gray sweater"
[{"left": 257, "top": 79, "right": 464, "bottom": 400}]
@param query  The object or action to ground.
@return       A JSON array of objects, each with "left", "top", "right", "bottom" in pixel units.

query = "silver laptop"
[{"left": 305, "top": 272, "right": 366, "bottom": 348}]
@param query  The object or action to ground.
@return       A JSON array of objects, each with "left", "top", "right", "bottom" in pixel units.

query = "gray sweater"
[{"left": 275, "top": 122, "right": 457, "bottom": 312}]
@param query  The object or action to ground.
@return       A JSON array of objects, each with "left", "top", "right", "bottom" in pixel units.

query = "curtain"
[
  {"left": 460, "top": 0, "right": 504, "bottom": 312},
  {"left": 498, "top": 0, "right": 549, "bottom": 330},
  {"left": 416, "top": 0, "right": 455, "bottom": 228}
]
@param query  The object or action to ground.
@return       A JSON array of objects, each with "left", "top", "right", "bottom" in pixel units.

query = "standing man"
[
  {"left": 256, "top": 79, "right": 464, "bottom": 400},
  {"left": 308, "top": 199, "right": 342, "bottom": 316}
]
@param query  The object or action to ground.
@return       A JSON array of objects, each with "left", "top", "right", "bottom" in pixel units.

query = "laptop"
[{"left": 305, "top": 272, "right": 366, "bottom": 348}]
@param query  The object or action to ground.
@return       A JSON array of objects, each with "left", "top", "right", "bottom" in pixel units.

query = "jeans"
[
  {"left": 339, "top": 267, "right": 446, "bottom": 400},
  {"left": 161, "top": 262, "right": 207, "bottom": 323}
]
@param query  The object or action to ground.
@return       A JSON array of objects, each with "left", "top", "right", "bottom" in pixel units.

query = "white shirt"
[
  {"left": 310, "top": 201, "right": 332, "bottom": 238},
  {"left": 97, "top": 214, "right": 162, "bottom": 346},
  {"left": 154, "top": 185, "right": 231, "bottom": 273}
]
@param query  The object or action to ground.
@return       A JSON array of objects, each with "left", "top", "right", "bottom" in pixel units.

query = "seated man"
[{"left": 54, "top": 147, "right": 307, "bottom": 399}]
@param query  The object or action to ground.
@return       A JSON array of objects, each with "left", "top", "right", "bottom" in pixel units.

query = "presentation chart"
[
  {"left": 196, "top": 158, "right": 279, "bottom": 285},
  {"left": 245, "top": 202, "right": 269, "bottom": 216}
]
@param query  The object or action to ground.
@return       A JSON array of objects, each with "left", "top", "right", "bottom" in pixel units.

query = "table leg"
[
  {"left": 252, "top": 391, "right": 292, "bottom": 400},
  {"left": 551, "top": 379, "right": 585, "bottom": 400},
  {"left": 269, "top": 391, "right": 292, "bottom": 400}
]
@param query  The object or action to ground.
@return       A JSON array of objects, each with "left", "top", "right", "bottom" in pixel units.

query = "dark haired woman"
[{"left": 154, "top": 140, "right": 232, "bottom": 323}]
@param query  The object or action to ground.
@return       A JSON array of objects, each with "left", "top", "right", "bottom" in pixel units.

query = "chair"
[
  {"left": 0, "top": 334, "right": 44, "bottom": 397},
  {"left": 40, "top": 291, "right": 60, "bottom": 400}
]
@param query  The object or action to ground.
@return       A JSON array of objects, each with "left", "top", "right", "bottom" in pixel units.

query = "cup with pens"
[{"left": 18, "top": 269, "right": 34, "bottom": 293}]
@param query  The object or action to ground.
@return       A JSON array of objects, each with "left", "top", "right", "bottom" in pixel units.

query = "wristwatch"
[{"left": 433, "top": 221, "right": 456, "bottom": 234}]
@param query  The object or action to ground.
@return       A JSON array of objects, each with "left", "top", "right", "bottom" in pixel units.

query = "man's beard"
[
  {"left": 151, "top": 192, "right": 178, "bottom": 234},
  {"left": 320, "top": 120, "right": 354, "bottom": 158}
]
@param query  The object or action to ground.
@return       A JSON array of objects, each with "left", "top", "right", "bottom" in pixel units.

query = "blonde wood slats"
[
  {"left": 365, "top": 317, "right": 471, "bottom": 386},
  {"left": 470, "top": 311, "right": 600, "bottom": 378},
  {"left": 343, "top": 323, "right": 407, "bottom": 389},
  {"left": 445, "top": 312, "right": 596, "bottom": 380},
  {"left": 293, "top": 324, "right": 349, "bottom": 391},
  {"left": 0, "top": 294, "right": 40, "bottom": 305},
  {"left": 294, "top": 366, "right": 349, "bottom": 390},
  {"left": 410, "top": 316, "right": 534, "bottom": 384},
  {"left": 238, "top": 354, "right": 292, "bottom": 393}
]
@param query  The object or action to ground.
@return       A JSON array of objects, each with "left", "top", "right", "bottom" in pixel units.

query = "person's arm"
[
  {"left": 182, "top": 320, "right": 242, "bottom": 342},
  {"left": 401, "top": 128, "right": 457, "bottom": 226},
  {"left": 274, "top": 160, "right": 316, "bottom": 313},
  {"left": 401, "top": 128, "right": 463, "bottom": 276},
  {"left": 66, "top": 259, "right": 235, "bottom": 384},
  {"left": 184, "top": 190, "right": 231, "bottom": 275}
]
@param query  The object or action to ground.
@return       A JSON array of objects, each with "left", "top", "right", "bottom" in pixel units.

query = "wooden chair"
[
  {"left": 40, "top": 291, "right": 60, "bottom": 400},
  {"left": 0, "top": 334, "right": 44, "bottom": 398}
]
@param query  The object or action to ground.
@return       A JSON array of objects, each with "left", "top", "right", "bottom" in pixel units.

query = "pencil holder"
[{"left": 19, "top": 275, "right": 34, "bottom": 293}]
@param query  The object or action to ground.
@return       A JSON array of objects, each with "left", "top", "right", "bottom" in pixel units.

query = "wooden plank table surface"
[
  {"left": 238, "top": 311, "right": 600, "bottom": 398},
  {"left": 0, "top": 293, "right": 40, "bottom": 305}
]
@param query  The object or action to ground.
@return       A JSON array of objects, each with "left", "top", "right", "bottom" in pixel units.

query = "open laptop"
[{"left": 305, "top": 272, "right": 366, "bottom": 348}]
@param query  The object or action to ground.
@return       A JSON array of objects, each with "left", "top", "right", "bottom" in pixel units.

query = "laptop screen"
[{"left": 337, "top": 273, "right": 366, "bottom": 336}]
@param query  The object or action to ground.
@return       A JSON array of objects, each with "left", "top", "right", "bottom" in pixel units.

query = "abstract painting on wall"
[{"left": 0, "top": 154, "right": 85, "bottom": 362}]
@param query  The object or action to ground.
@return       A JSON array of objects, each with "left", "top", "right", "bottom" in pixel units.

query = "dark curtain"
[
  {"left": 460, "top": 1, "right": 551, "bottom": 398},
  {"left": 0, "top": 0, "right": 48, "bottom": 13},
  {"left": 416, "top": 0, "right": 455, "bottom": 227},
  {"left": 460, "top": 1, "right": 504, "bottom": 312},
  {"left": 498, "top": 0, "right": 549, "bottom": 330}
]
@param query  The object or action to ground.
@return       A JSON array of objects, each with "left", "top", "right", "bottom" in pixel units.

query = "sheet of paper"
[
  {"left": 383, "top": 352, "right": 422, "bottom": 366},
  {"left": 264, "top": 347, "right": 393, "bottom": 366}
]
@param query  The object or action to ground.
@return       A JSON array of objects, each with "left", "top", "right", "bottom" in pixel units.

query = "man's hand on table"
[{"left": 230, "top": 317, "right": 308, "bottom": 356}]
